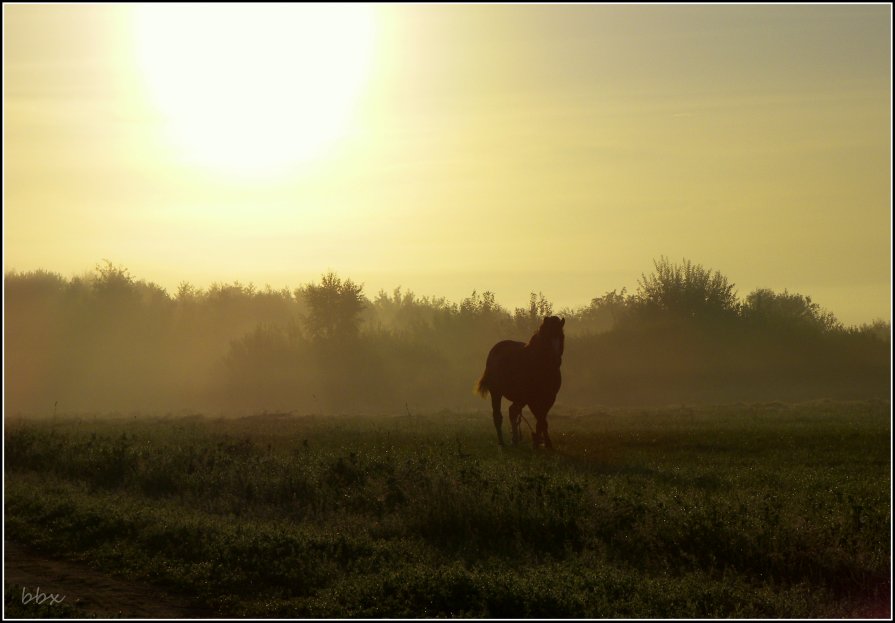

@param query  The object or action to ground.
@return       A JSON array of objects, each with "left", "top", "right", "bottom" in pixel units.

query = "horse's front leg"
[
  {"left": 532, "top": 408, "right": 552, "bottom": 449},
  {"left": 541, "top": 417, "right": 552, "bottom": 449}
]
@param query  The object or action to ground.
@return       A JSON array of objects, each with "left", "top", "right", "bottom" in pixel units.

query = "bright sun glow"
[{"left": 133, "top": 4, "right": 376, "bottom": 177}]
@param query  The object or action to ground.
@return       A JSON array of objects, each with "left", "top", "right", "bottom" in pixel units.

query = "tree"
[
  {"left": 459, "top": 290, "right": 501, "bottom": 316},
  {"left": 513, "top": 292, "right": 554, "bottom": 335},
  {"left": 633, "top": 256, "right": 738, "bottom": 322},
  {"left": 298, "top": 272, "right": 365, "bottom": 341},
  {"left": 176, "top": 281, "right": 201, "bottom": 304},
  {"left": 742, "top": 288, "right": 841, "bottom": 333},
  {"left": 572, "top": 288, "right": 630, "bottom": 334},
  {"left": 850, "top": 319, "right": 890, "bottom": 343},
  {"left": 93, "top": 260, "right": 136, "bottom": 299}
]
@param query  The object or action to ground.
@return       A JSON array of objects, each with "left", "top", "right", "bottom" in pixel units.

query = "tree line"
[{"left": 4, "top": 258, "right": 889, "bottom": 414}]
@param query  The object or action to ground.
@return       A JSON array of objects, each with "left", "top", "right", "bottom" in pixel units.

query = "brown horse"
[{"left": 476, "top": 316, "right": 565, "bottom": 448}]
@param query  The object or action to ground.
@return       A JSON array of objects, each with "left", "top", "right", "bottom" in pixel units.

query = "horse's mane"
[
  {"left": 525, "top": 331, "right": 547, "bottom": 349},
  {"left": 525, "top": 316, "right": 565, "bottom": 362}
]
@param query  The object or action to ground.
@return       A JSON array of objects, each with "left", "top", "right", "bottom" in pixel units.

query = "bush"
[
  {"left": 742, "top": 288, "right": 841, "bottom": 333},
  {"left": 631, "top": 257, "right": 738, "bottom": 323}
]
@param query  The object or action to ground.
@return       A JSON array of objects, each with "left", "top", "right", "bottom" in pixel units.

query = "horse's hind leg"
[
  {"left": 508, "top": 403, "right": 523, "bottom": 446},
  {"left": 491, "top": 392, "right": 505, "bottom": 446}
]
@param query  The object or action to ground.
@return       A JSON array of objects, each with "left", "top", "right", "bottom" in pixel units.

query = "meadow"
[{"left": 4, "top": 400, "right": 890, "bottom": 618}]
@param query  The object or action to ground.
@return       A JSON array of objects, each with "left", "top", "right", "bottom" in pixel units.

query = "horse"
[{"left": 476, "top": 316, "right": 565, "bottom": 448}]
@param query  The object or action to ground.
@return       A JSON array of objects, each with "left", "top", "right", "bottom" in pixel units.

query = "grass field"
[{"left": 4, "top": 401, "right": 891, "bottom": 618}]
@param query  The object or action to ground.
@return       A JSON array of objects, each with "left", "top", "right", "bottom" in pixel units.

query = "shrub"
[{"left": 631, "top": 257, "right": 738, "bottom": 323}]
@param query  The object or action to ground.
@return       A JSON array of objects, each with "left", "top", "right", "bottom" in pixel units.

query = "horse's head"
[{"left": 536, "top": 315, "right": 565, "bottom": 366}]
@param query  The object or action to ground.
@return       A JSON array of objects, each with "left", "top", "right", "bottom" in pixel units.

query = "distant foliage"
[
  {"left": 513, "top": 292, "right": 554, "bottom": 335},
  {"left": 3, "top": 258, "right": 889, "bottom": 414},
  {"left": 298, "top": 272, "right": 366, "bottom": 341},
  {"left": 93, "top": 259, "right": 135, "bottom": 296},
  {"left": 565, "top": 288, "right": 629, "bottom": 335},
  {"left": 632, "top": 256, "right": 738, "bottom": 322},
  {"left": 848, "top": 319, "right": 891, "bottom": 344},
  {"left": 742, "top": 288, "right": 842, "bottom": 333},
  {"left": 459, "top": 290, "right": 502, "bottom": 317}
]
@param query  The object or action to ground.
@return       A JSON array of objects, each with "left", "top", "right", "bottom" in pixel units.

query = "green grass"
[{"left": 4, "top": 401, "right": 891, "bottom": 617}]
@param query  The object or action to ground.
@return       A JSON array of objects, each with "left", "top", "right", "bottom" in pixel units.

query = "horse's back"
[{"left": 486, "top": 340, "right": 526, "bottom": 365}]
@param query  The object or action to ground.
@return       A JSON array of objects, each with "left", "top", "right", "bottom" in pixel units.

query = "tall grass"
[{"left": 4, "top": 402, "right": 890, "bottom": 617}]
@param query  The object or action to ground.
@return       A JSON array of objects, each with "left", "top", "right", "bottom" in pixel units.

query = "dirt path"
[{"left": 4, "top": 541, "right": 213, "bottom": 618}]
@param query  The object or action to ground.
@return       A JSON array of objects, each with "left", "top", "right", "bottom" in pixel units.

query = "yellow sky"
[{"left": 3, "top": 4, "right": 891, "bottom": 325}]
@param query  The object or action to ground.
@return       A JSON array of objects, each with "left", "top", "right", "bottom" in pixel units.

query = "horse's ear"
[{"left": 561, "top": 318, "right": 565, "bottom": 327}]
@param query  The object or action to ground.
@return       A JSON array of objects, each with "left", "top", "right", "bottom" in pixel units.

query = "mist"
[{"left": 4, "top": 258, "right": 890, "bottom": 416}]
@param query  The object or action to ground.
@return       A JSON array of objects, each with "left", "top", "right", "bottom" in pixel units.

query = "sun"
[{"left": 132, "top": 4, "right": 377, "bottom": 178}]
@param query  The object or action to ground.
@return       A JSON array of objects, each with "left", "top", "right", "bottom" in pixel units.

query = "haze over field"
[{"left": 3, "top": 4, "right": 891, "bottom": 326}]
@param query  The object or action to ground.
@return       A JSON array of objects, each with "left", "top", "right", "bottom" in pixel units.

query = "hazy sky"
[{"left": 3, "top": 4, "right": 891, "bottom": 324}]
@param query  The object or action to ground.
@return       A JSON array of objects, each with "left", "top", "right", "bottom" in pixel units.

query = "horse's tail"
[{"left": 475, "top": 367, "right": 491, "bottom": 398}]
